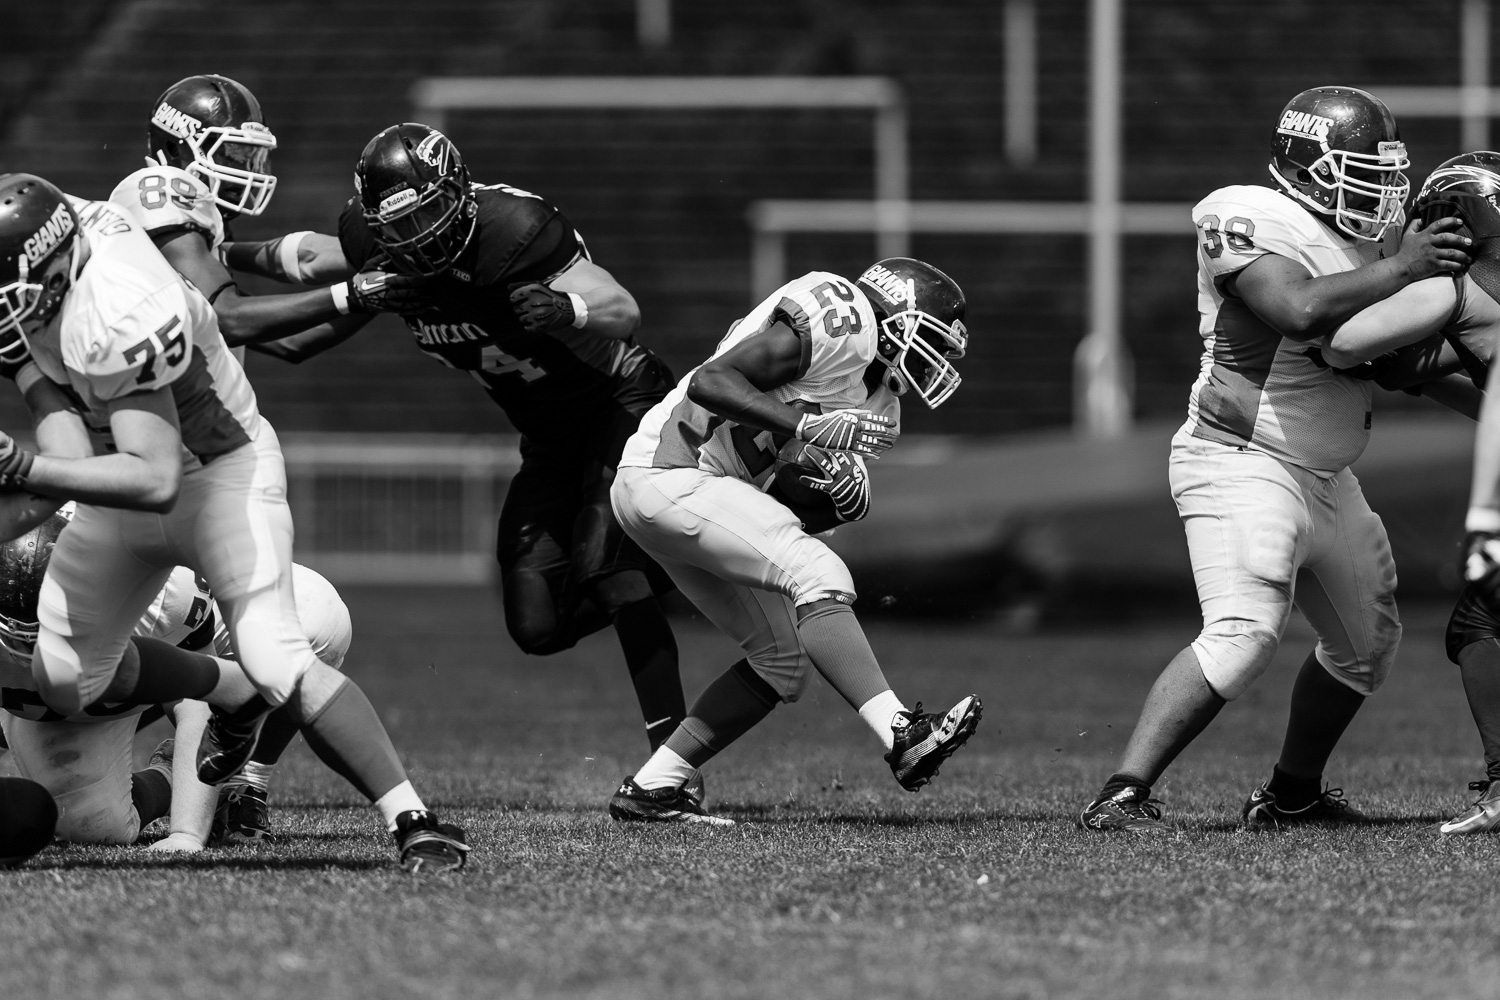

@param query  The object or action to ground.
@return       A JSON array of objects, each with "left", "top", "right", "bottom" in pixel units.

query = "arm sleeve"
[
  {"left": 337, "top": 196, "right": 378, "bottom": 271},
  {"left": 108, "top": 167, "right": 222, "bottom": 248}
]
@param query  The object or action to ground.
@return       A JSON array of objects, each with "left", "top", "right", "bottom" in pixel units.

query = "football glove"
[
  {"left": 797, "top": 447, "right": 871, "bottom": 522},
  {"left": 346, "top": 271, "right": 432, "bottom": 315},
  {"left": 0, "top": 431, "right": 35, "bottom": 490},
  {"left": 508, "top": 282, "right": 577, "bottom": 334},
  {"left": 1465, "top": 530, "right": 1500, "bottom": 599},
  {"left": 795, "top": 409, "right": 896, "bottom": 457}
]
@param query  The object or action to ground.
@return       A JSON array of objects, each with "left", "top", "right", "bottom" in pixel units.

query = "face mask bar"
[
  {"left": 367, "top": 180, "right": 476, "bottom": 277},
  {"left": 1312, "top": 145, "right": 1410, "bottom": 241},
  {"left": 188, "top": 125, "right": 278, "bottom": 217},
  {"left": 879, "top": 310, "right": 967, "bottom": 409},
  {"left": 0, "top": 252, "right": 42, "bottom": 366},
  {"left": 0, "top": 611, "right": 38, "bottom": 661}
]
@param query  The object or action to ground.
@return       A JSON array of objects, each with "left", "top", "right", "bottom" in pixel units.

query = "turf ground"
[{"left": 4, "top": 586, "right": 1500, "bottom": 1000}]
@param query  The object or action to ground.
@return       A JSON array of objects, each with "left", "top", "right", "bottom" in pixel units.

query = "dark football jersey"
[{"left": 339, "top": 182, "right": 655, "bottom": 441}]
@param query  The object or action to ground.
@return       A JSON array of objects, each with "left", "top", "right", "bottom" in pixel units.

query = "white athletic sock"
[
  {"left": 232, "top": 760, "right": 275, "bottom": 794},
  {"left": 857, "top": 690, "right": 908, "bottom": 751},
  {"left": 374, "top": 780, "right": 426, "bottom": 831},
  {"left": 633, "top": 746, "right": 697, "bottom": 791}
]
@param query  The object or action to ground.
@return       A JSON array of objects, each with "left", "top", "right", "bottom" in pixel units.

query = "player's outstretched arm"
[
  {"left": 688, "top": 321, "right": 895, "bottom": 456},
  {"left": 1320, "top": 276, "right": 1460, "bottom": 366},
  {"left": 247, "top": 314, "right": 373, "bottom": 364},
  {"left": 1230, "top": 217, "right": 1470, "bottom": 342},
  {"left": 1410, "top": 372, "right": 1483, "bottom": 420},
  {"left": 7, "top": 389, "right": 183, "bottom": 512},
  {"left": 222, "top": 232, "right": 354, "bottom": 285},
  {"left": 511, "top": 259, "right": 641, "bottom": 339}
]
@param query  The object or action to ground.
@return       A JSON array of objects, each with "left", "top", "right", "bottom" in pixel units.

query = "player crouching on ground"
[
  {"left": 1078, "top": 86, "right": 1472, "bottom": 833},
  {"left": 607, "top": 258, "right": 982, "bottom": 824}
]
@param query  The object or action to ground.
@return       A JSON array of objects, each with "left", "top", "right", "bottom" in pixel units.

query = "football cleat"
[
  {"left": 211, "top": 784, "right": 271, "bottom": 845},
  {"left": 681, "top": 769, "right": 707, "bottom": 810},
  {"left": 1242, "top": 783, "right": 1367, "bottom": 828},
  {"left": 146, "top": 738, "right": 175, "bottom": 784},
  {"left": 1439, "top": 779, "right": 1500, "bottom": 835},
  {"left": 393, "top": 809, "right": 470, "bottom": 874},
  {"left": 1078, "top": 785, "right": 1167, "bottom": 833},
  {"left": 885, "top": 695, "right": 983, "bottom": 791},
  {"left": 196, "top": 697, "right": 271, "bottom": 786},
  {"left": 608, "top": 776, "right": 734, "bottom": 826}
]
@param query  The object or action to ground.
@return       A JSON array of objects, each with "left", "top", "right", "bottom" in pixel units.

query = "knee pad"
[
  {"left": 1190, "top": 620, "right": 1281, "bottom": 700},
  {"left": 290, "top": 565, "right": 352, "bottom": 671},
  {"left": 1447, "top": 584, "right": 1500, "bottom": 665},
  {"left": 1315, "top": 619, "right": 1401, "bottom": 696},
  {"left": 786, "top": 544, "right": 857, "bottom": 607}
]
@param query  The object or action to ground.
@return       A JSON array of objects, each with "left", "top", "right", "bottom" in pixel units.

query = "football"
[
  {"left": 768, "top": 439, "right": 842, "bottom": 534},
  {"left": 0, "top": 776, "right": 57, "bottom": 868}
]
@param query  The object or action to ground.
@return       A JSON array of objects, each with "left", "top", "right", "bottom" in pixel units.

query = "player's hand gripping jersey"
[
  {"left": 338, "top": 183, "right": 655, "bottom": 442},
  {"left": 13, "top": 196, "right": 260, "bottom": 469},
  {"left": 1186, "top": 185, "right": 1402, "bottom": 475},
  {"left": 620, "top": 271, "right": 900, "bottom": 486},
  {"left": 109, "top": 164, "right": 226, "bottom": 253}
]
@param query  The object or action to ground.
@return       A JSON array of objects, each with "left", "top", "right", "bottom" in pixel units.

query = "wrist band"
[
  {"left": 568, "top": 292, "right": 589, "bottom": 329},
  {"left": 1468, "top": 507, "right": 1500, "bottom": 533},
  {"left": 277, "top": 231, "right": 313, "bottom": 283},
  {"left": 331, "top": 282, "right": 352, "bottom": 315}
]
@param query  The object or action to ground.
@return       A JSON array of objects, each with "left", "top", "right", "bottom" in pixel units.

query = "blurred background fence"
[{"left": 0, "top": 0, "right": 1488, "bottom": 602}]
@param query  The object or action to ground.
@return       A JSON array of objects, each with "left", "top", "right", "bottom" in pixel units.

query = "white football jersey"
[
  {"left": 108, "top": 165, "right": 226, "bottom": 251},
  {"left": 621, "top": 271, "right": 900, "bottom": 487},
  {"left": 1185, "top": 184, "right": 1399, "bottom": 476},
  {"left": 14, "top": 195, "right": 262, "bottom": 471}
]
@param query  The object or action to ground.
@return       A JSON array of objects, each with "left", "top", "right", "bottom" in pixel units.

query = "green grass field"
[{"left": 4, "top": 586, "right": 1500, "bottom": 1000}]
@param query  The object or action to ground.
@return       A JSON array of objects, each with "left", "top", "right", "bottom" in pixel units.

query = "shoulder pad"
[
  {"left": 1193, "top": 185, "right": 1331, "bottom": 278},
  {"left": 65, "top": 283, "right": 193, "bottom": 399},
  {"left": 769, "top": 272, "right": 876, "bottom": 379},
  {"left": 108, "top": 166, "right": 223, "bottom": 248}
]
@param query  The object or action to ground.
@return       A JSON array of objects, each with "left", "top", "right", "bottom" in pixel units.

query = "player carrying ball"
[{"left": 607, "top": 257, "right": 982, "bottom": 824}]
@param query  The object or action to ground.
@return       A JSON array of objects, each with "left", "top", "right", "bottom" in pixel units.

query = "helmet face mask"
[
  {"left": 857, "top": 258, "right": 968, "bottom": 409},
  {"left": 356, "top": 124, "right": 477, "bottom": 277},
  {"left": 1269, "top": 86, "right": 1409, "bottom": 242},
  {"left": 147, "top": 76, "right": 278, "bottom": 217}
]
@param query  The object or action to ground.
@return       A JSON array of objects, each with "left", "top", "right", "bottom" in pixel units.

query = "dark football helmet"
[
  {"left": 0, "top": 503, "right": 72, "bottom": 661},
  {"left": 354, "top": 123, "right": 476, "bottom": 277},
  {"left": 1413, "top": 150, "right": 1500, "bottom": 304},
  {"left": 855, "top": 257, "right": 968, "bottom": 408},
  {"left": 147, "top": 74, "right": 277, "bottom": 217},
  {"left": 0, "top": 174, "right": 80, "bottom": 368},
  {"left": 1269, "top": 86, "right": 1409, "bottom": 242}
]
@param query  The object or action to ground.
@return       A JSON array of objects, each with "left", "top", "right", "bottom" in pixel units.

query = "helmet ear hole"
[{"left": 1297, "top": 168, "right": 1312, "bottom": 184}]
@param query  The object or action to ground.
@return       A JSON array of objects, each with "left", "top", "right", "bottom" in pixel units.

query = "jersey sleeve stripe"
[{"left": 771, "top": 297, "right": 815, "bottom": 379}]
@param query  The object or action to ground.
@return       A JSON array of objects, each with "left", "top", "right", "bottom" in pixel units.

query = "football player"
[
  {"left": 109, "top": 74, "right": 423, "bottom": 358},
  {"left": 0, "top": 506, "right": 350, "bottom": 852},
  {"left": 227, "top": 124, "right": 692, "bottom": 776},
  {"left": 0, "top": 172, "right": 468, "bottom": 871},
  {"left": 1078, "top": 86, "right": 1473, "bottom": 833},
  {"left": 1311, "top": 153, "right": 1500, "bottom": 834},
  {"left": 606, "top": 257, "right": 982, "bottom": 824}
]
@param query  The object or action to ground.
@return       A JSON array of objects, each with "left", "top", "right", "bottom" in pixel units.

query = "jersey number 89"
[{"left": 138, "top": 174, "right": 198, "bottom": 212}]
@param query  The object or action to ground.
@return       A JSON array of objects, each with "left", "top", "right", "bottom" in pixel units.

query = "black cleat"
[
  {"left": 394, "top": 810, "right": 470, "bottom": 873},
  {"left": 1242, "top": 784, "right": 1367, "bottom": 828},
  {"left": 609, "top": 776, "right": 734, "bottom": 826},
  {"left": 196, "top": 697, "right": 271, "bottom": 786},
  {"left": 885, "top": 695, "right": 983, "bottom": 791},
  {"left": 1078, "top": 785, "right": 1167, "bottom": 833},
  {"left": 211, "top": 784, "right": 271, "bottom": 845}
]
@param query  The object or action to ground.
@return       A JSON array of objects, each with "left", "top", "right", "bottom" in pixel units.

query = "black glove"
[
  {"left": 0, "top": 430, "right": 36, "bottom": 490},
  {"left": 1465, "top": 530, "right": 1500, "bottom": 601},
  {"left": 1303, "top": 346, "right": 1392, "bottom": 381},
  {"left": 508, "top": 282, "right": 575, "bottom": 334},
  {"left": 345, "top": 271, "right": 432, "bottom": 315},
  {"left": 797, "top": 447, "right": 871, "bottom": 522}
]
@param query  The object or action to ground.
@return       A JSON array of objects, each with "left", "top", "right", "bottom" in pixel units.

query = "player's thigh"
[
  {"left": 34, "top": 505, "right": 173, "bottom": 715},
  {"left": 1, "top": 713, "right": 141, "bottom": 845},
  {"left": 1447, "top": 583, "right": 1500, "bottom": 665},
  {"left": 497, "top": 446, "right": 576, "bottom": 611},
  {"left": 654, "top": 553, "right": 812, "bottom": 703},
  {"left": 1170, "top": 436, "right": 1309, "bottom": 697},
  {"left": 612, "top": 467, "right": 853, "bottom": 606},
  {"left": 1297, "top": 469, "right": 1400, "bottom": 695}
]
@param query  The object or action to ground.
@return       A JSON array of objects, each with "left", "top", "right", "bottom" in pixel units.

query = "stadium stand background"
[{"left": 0, "top": 0, "right": 1478, "bottom": 437}]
